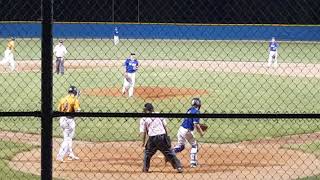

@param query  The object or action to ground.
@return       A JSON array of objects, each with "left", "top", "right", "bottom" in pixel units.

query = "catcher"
[{"left": 174, "top": 98, "right": 207, "bottom": 168}]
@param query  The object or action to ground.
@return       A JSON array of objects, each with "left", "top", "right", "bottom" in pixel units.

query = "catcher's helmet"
[
  {"left": 191, "top": 98, "right": 201, "bottom": 109},
  {"left": 68, "top": 85, "right": 78, "bottom": 96}
]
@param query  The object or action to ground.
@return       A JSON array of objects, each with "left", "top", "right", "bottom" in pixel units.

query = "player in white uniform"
[
  {"left": 268, "top": 37, "right": 279, "bottom": 67},
  {"left": 53, "top": 40, "right": 68, "bottom": 75},
  {"left": 122, "top": 53, "right": 139, "bottom": 97},
  {"left": 0, "top": 37, "right": 16, "bottom": 71},
  {"left": 174, "top": 98, "right": 205, "bottom": 168},
  {"left": 113, "top": 27, "right": 119, "bottom": 45}
]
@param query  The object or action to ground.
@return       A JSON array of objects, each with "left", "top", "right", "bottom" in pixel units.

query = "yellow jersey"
[
  {"left": 7, "top": 40, "right": 15, "bottom": 51},
  {"left": 58, "top": 95, "right": 80, "bottom": 113}
]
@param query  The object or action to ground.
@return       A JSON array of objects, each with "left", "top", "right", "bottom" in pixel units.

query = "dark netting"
[{"left": 1, "top": 0, "right": 320, "bottom": 179}]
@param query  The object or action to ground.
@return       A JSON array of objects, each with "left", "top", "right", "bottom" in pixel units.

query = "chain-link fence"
[{"left": 1, "top": 0, "right": 320, "bottom": 179}]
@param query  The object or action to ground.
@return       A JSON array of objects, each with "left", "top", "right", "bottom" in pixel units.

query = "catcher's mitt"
[
  {"left": 272, "top": 55, "right": 276, "bottom": 59},
  {"left": 199, "top": 123, "right": 208, "bottom": 132}
]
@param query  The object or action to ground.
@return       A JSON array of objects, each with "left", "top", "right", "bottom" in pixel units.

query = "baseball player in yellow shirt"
[
  {"left": 0, "top": 37, "right": 16, "bottom": 71},
  {"left": 56, "top": 85, "right": 81, "bottom": 162}
]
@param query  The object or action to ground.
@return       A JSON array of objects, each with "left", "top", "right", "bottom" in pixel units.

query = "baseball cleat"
[
  {"left": 190, "top": 163, "right": 197, "bottom": 168},
  {"left": 67, "top": 155, "right": 79, "bottom": 160},
  {"left": 177, "top": 167, "right": 183, "bottom": 173},
  {"left": 56, "top": 158, "right": 64, "bottom": 163}
]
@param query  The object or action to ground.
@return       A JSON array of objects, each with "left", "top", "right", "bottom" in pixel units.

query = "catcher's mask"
[
  {"left": 191, "top": 98, "right": 201, "bottom": 109},
  {"left": 68, "top": 85, "right": 78, "bottom": 96},
  {"left": 144, "top": 103, "right": 154, "bottom": 112}
]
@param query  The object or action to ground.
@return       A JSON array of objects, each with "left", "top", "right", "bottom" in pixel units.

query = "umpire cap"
[{"left": 144, "top": 103, "right": 154, "bottom": 112}]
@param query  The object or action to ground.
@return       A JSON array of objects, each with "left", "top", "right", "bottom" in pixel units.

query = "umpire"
[{"left": 140, "top": 103, "right": 183, "bottom": 173}]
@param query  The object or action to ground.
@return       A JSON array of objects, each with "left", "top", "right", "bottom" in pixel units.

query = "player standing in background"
[
  {"left": 268, "top": 37, "right": 279, "bottom": 67},
  {"left": 174, "top": 98, "right": 205, "bottom": 168},
  {"left": 122, "top": 53, "right": 139, "bottom": 97},
  {"left": 53, "top": 40, "right": 68, "bottom": 75},
  {"left": 56, "top": 85, "right": 80, "bottom": 162},
  {"left": 140, "top": 103, "right": 183, "bottom": 173},
  {"left": 0, "top": 37, "right": 16, "bottom": 71},
  {"left": 113, "top": 27, "right": 119, "bottom": 45}
]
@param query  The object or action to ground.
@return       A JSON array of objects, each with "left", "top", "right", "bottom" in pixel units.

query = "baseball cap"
[
  {"left": 130, "top": 52, "right": 135, "bottom": 55},
  {"left": 144, "top": 103, "right": 154, "bottom": 112},
  {"left": 59, "top": 40, "right": 63, "bottom": 43}
]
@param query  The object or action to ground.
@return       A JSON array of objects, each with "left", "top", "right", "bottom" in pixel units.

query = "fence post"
[{"left": 41, "top": 0, "right": 53, "bottom": 179}]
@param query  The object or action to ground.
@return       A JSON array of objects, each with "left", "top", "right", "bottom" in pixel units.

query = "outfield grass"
[
  {"left": 1, "top": 38, "right": 320, "bottom": 177},
  {"left": 1, "top": 39, "right": 319, "bottom": 113},
  {"left": 0, "top": 140, "right": 38, "bottom": 179},
  {"left": 1, "top": 38, "right": 320, "bottom": 63},
  {"left": 1, "top": 67, "right": 320, "bottom": 113}
]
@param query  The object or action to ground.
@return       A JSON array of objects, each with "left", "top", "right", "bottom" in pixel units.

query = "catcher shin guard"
[
  {"left": 174, "top": 145, "right": 185, "bottom": 153},
  {"left": 190, "top": 144, "right": 198, "bottom": 165}
]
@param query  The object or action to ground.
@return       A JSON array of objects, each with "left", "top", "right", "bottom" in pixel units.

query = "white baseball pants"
[
  {"left": 175, "top": 126, "right": 198, "bottom": 165},
  {"left": 268, "top": 51, "right": 278, "bottom": 67},
  {"left": 122, "top": 72, "right": 136, "bottom": 97},
  {"left": 0, "top": 49, "right": 15, "bottom": 71},
  {"left": 57, "top": 117, "right": 76, "bottom": 160},
  {"left": 114, "top": 35, "right": 119, "bottom": 45}
]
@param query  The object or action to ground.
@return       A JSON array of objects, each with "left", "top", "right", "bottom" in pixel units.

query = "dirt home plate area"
[
  {"left": 2, "top": 60, "right": 320, "bottom": 179},
  {"left": 2, "top": 131, "right": 320, "bottom": 180}
]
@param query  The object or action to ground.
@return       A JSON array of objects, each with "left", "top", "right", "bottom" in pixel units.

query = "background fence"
[{"left": 0, "top": 0, "right": 320, "bottom": 179}]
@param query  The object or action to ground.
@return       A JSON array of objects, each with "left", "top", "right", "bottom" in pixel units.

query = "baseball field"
[{"left": 1, "top": 38, "right": 320, "bottom": 179}]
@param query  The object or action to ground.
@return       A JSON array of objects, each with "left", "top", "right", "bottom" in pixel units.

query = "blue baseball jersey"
[
  {"left": 124, "top": 58, "right": 139, "bottom": 73},
  {"left": 181, "top": 107, "right": 200, "bottom": 131},
  {"left": 269, "top": 42, "right": 279, "bottom": 51},
  {"left": 114, "top": 27, "right": 119, "bottom": 36}
]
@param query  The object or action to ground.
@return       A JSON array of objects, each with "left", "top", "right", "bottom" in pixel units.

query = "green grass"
[
  {"left": 0, "top": 140, "right": 38, "bottom": 180},
  {"left": 1, "top": 38, "right": 320, "bottom": 177},
  {"left": 1, "top": 66, "right": 320, "bottom": 113},
  {"left": 1, "top": 38, "right": 320, "bottom": 63},
  {"left": 1, "top": 38, "right": 319, "bottom": 113}
]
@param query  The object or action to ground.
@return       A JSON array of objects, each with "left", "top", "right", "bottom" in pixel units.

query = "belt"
[{"left": 150, "top": 134, "right": 166, "bottom": 137}]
